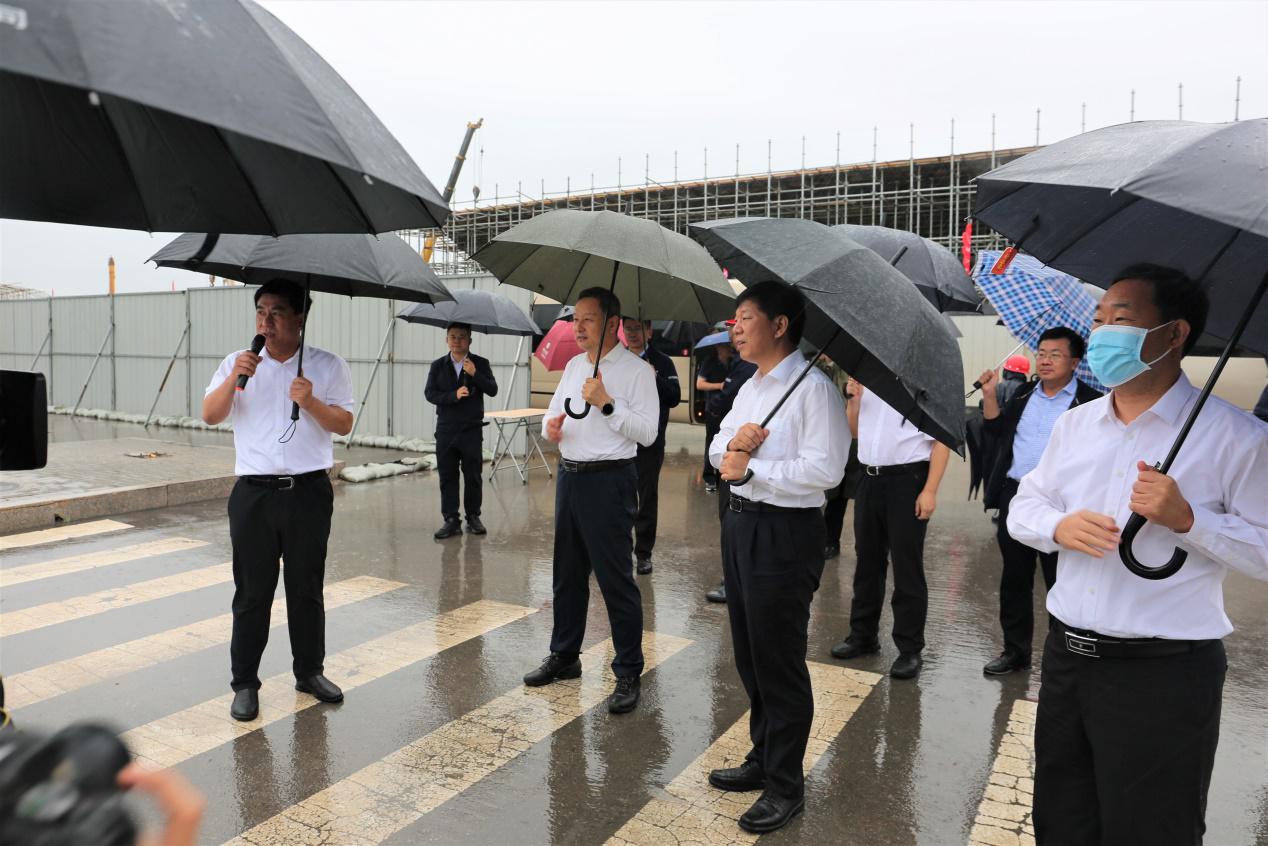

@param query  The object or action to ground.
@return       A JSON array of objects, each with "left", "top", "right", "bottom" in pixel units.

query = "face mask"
[{"left": 1085, "top": 322, "right": 1175, "bottom": 388}]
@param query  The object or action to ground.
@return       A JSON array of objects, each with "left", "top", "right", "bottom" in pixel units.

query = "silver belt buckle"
[
  {"left": 1064, "top": 631, "right": 1099, "bottom": 657},
  {"left": 728, "top": 496, "right": 743, "bottom": 513},
  {"left": 865, "top": 465, "right": 881, "bottom": 476},
  {"left": 560, "top": 459, "right": 577, "bottom": 473},
  {"left": 279, "top": 475, "right": 295, "bottom": 490}
]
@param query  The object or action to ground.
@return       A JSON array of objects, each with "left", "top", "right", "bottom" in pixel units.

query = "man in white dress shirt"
[
  {"left": 831, "top": 378, "right": 950, "bottom": 680},
  {"left": 1008, "top": 264, "right": 1268, "bottom": 845},
  {"left": 522, "top": 287, "right": 659, "bottom": 715},
  {"left": 203, "top": 280, "right": 355, "bottom": 722},
  {"left": 707, "top": 281, "right": 849, "bottom": 835}
]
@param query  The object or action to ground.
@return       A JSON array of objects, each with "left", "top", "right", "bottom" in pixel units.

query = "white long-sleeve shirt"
[
  {"left": 709, "top": 351, "right": 849, "bottom": 508},
  {"left": 543, "top": 343, "right": 658, "bottom": 461},
  {"left": 1007, "top": 373, "right": 1268, "bottom": 640}
]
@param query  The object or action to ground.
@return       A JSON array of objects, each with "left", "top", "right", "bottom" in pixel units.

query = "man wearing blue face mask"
[{"left": 1007, "top": 264, "right": 1268, "bottom": 846}]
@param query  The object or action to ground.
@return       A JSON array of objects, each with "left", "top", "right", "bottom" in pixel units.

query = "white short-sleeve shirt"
[
  {"left": 856, "top": 389, "right": 935, "bottom": 467},
  {"left": 206, "top": 344, "right": 354, "bottom": 476}
]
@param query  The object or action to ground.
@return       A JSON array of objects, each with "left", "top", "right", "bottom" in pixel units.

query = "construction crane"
[{"left": 423, "top": 118, "right": 483, "bottom": 263}]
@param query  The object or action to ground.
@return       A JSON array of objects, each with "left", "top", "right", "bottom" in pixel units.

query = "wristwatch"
[{"left": 601, "top": 401, "right": 615, "bottom": 417}]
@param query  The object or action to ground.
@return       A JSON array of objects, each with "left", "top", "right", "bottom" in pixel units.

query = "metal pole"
[
  {"left": 144, "top": 320, "right": 190, "bottom": 428},
  {"left": 1035, "top": 108, "right": 1041, "bottom": 146},
  {"left": 47, "top": 295, "right": 54, "bottom": 400},
  {"left": 908, "top": 123, "right": 915, "bottom": 231},
  {"left": 347, "top": 316, "right": 395, "bottom": 445},
  {"left": 948, "top": 119, "right": 956, "bottom": 245},
  {"left": 1235, "top": 76, "right": 1242, "bottom": 121},
  {"left": 386, "top": 305, "right": 396, "bottom": 435},
  {"left": 1178, "top": 82, "right": 1183, "bottom": 120},
  {"left": 871, "top": 126, "right": 878, "bottom": 225},
  {"left": 766, "top": 139, "right": 772, "bottom": 216},
  {"left": 1081, "top": 102, "right": 1086, "bottom": 133},
  {"left": 72, "top": 323, "right": 113, "bottom": 417},
  {"left": 1130, "top": 89, "right": 1135, "bottom": 122},
  {"left": 835, "top": 130, "right": 842, "bottom": 225},
  {"left": 799, "top": 136, "right": 806, "bottom": 218},
  {"left": 503, "top": 335, "right": 526, "bottom": 411},
  {"left": 703, "top": 146, "right": 708, "bottom": 220},
  {"left": 28, "top": 330, "right": 50, "bottom": 371},
  {"left": 109, "top": 291, "right": 116, "bottom": 412},
  {"left": 990, "top": 113, "right": 996, "bottom": 169},
  {"left": 184, "top": 290, "right": 192, "bottom": 415}
]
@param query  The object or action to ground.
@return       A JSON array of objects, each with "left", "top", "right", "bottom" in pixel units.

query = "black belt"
[
  {"left": 242, "top": 469, "right": 328, "bottom": 490},
  {"left": 559, "top": 457, "right": 635, "bottom": 474},
  {"left": 862, "top": 460, "right": 930, "bottom": 477},
  {"left": 1052, "top": 618, "right": 1214, "bottom": 660},
  {"left": 728, "top": 494, "right": 817, "bottom": 514}
]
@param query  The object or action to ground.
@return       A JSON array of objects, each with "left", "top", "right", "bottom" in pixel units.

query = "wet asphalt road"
[{"left": 4, "top": 422, "right": 1267, "bottom": 845}]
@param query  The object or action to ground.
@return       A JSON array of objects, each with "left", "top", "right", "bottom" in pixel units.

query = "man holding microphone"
[
  {"left": 202, "top": 280, "right": 355, "bottom": 722},
  {"left": 523, "top": 288, "right": 659, "bottom": 716}
]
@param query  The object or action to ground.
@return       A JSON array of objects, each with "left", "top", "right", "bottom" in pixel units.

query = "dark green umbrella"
[{"left": 473, "top": 209, "right": 734, "bottom": 418}]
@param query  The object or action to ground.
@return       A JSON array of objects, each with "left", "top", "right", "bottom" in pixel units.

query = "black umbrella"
[
  {"left": 397, "top": 289, "right": 541, "bottom": 336},
  {"left": 151, "top": 232, "right": 454, "bottom": 430},
  {"left": 1, "top": 0, "right": 447, "bottom": 234},
  {"left": 974, "top": 118, "right": 1268, "bottom": 580},
  {"left": 473, "top": 209, "right": 735, "bottom": 418},
  {"left": 833, "top": 224, "right": 984, "bottom": 313},
  {"left": 690, "top": 217, "right": 966, "bottom": 457}
]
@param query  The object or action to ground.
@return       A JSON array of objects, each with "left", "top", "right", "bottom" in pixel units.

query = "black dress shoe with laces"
[
  {"left": 608, "top": 676, "right": 640, "bottom": 714},
  {"left": 705, "top": 584, "right": 727, "bottom": 603},
  {"left": 296, "top": 674, "right": 344, "bottom": 702},
  {"left": 434, "top": 519, "right": 462, "bottom": 540},
  {"left": 983, "top": 652, "right": 1030, "bottom": 676},
  {"left": 738, "top": 792, "right": 805, "bottom": 834},
  {"left": 708, "top": 760, "right": 766, "bottom": 792},
  {"left": 523, "top": 653, "right": 582, "bottom": 687},
  {"left": 636, "top": 556, "right": 653, "bottom": 575},
  {"left": 230, "top": 688, "right": 258, "bottom": 721},
  {"left": 830, "top": 638, "right": 880, "bottom": 660},
  {"left": 890, "top": 652, "right": 922, "bottom": 680},
  {"left": 466, "top": 516, "right": 487, "bottom": 535}
]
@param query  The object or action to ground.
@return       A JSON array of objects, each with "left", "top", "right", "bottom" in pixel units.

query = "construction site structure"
[{"left": 402, "top": 145, "right": 1038, "bottom": 275}]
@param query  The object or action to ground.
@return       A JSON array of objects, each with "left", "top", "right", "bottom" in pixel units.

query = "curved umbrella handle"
[
  {"left": 1118, "top": 512, "right": 1188, "bottom": 580},
  {"left": 732, "top": 469, "right": 754, "bottom": 487},
  {"left": 564, "top": 397, "right": 591, "bottom": 419}
]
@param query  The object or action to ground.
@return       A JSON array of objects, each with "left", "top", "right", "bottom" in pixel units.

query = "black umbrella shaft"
[
  {"left": 759, "top": 328, "right": 841, "bottom": 428},
  {"left": 290, "top": 277, "right": 312, "bottom": 423}
]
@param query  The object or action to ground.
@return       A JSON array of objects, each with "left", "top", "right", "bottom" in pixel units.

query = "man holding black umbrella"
[
  {"left": 202, "top": 279, "right": 354, "bottom": 722},
  {"left": 621, "top": 317, "right": 680, "bottom": 575},
  {"left": 524, "top": 288, "right": 659, "bottom": 715},
  {"left": 1008, "top": 266, "right": 1268, "bottom": 845},
  {"left": 425, "top": 322, "right": 498, "bottom": 539}
]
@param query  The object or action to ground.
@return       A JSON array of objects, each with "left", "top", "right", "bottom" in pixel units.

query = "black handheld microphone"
[{"left": 236, "top": 335, "right": 266, "bottom": 391}]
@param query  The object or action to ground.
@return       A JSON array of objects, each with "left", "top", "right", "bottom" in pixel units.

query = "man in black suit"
[
  {"left": 424, "top": 322, "right": 498, "bottom": 539},
  {"left": 978, "top": 326, "right": 1101, "bottom": 675},
  {"left": 622, "top": 317, "right": 681, "bottom": 575}
]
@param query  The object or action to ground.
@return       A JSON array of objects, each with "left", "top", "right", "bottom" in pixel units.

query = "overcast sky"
[{"left": 2, "top": 0, "right": 1265, "bottom": 296}]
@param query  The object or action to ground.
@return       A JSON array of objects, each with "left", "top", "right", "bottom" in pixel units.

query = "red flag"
[{"left": 960, "top": 221, "right": 973, "bottom": 273}]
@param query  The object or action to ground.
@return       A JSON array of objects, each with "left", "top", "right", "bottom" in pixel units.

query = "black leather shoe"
[
  {"left": 983, "top": 652, "right": 1030, "bottom": 676},
  {"left": 608, "top": 676, "right": 640, "bottom": 714},
  {"left": 466, "top": 516, "right": 487, "bottom": 535},
  {"left": 636, "top": 556, "right": 653, "bottom": 575},
  {"left": 296, "top": 674, "right": 344, "bottom": 702},
  {"left": 738, "top": 792, "right": 804, "bottom": 834},
  {"left": 705, "top": 584, "right": 727, "bottom": 603},
  {"left": 434, "top": 519, "right": 462, "bottom": 540},
  {"left": 890, "top": 653, "right": 922, "bottom": 680},
  {"left": 830, "top": 638, "right": 880, "bottom": 660},
  {"left": 824, "top": 544, "right": 840, "bottom": 560},
  {"left": 230, "top": 688, "right": 258, "bottom": 721},
  {"left": 708, "top": 760, "right": 766, "bottom": 792},
  {"left": 523, "top": 654, "right": 582, "bottom": 687}
]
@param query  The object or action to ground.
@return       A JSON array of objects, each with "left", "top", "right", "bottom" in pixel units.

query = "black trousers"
[
  {"left": 848, "top": 467, "right": 929, "bottom": 654},
  {"left": 634, "top": 442, "right": 665, "bottom": 560},
  {"left": 549, "top": 463, "right": 644, "bottom": 678},
  {"left": 997, "top": 479, "right": 1058, "bottom": 659},
  {"left": 702, "top": 415, "right": 721, "bottom": 482},
  {"left": 437, "top": 426, "right": 483, "bottom": 521},
  {"left": 722, "top": 506, "right": 825, "bottom": 801},
  {"left": 1034, "top": 627, "right": 1226, "bottom": 845},
  {"left": 228, "top": 474, "right": 333, "bottom": 691}
]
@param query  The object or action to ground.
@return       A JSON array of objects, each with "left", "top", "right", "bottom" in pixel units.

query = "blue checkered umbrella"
[
  {"left": 973, "top": 250, "right": 1104, "bottom": 392},
  {"left": 693, "top": 330, "right": 731, "bottom": 351}
]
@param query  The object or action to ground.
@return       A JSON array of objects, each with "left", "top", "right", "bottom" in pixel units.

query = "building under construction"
[{"left": 406, "top": 145, "right": 1038, "bottom": 274}]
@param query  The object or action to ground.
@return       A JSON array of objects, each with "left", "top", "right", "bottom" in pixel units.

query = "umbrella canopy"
[
  {"left": 973, "top": 250, "right": 1106, "bottom": 392},
  {"left": 1, "top": 0, "right": 447, "bottom": 234},
  {"left": 534, "top": 321, "right": 584, "bottom": 372},
  {"left": 834, "top": 224, "right": 983, "bottom": 313},
  {"left": 149, "top": 233, "right": 454, "bottom": 304},
  {"left": 974, "top": 119, "right": 1268, "bottom": 356},
  {"left": 397, "top": 289, "right": 540, "bottom": 336},
  {"left": 694, "top": 331, "right": 732, "bottom": 351},
  {"left": 690, "top": 217, "right": 966, "bottom": 454},
  {"left": 472, "top": 210, "right": 736, "bottom": 323},
  {"left": 973, "top": 118, "right": 1268, "bottom": 580},
  {"left": 655, "top": 320, "right": 714, "bottom": 353}
]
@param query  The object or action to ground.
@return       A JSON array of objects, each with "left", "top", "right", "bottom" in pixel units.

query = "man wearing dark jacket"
[
  {"left": 424, "top": 323, "right": 498, "bottom": 539},
  {"left": 622, "top": 318, "right": 681, "bottom": 575},
  {"left": 978, "top": 326, "right": 1101, "bottom": 675}
]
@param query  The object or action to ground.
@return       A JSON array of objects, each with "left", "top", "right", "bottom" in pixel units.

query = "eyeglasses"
[{"left": 1035, "top": 352, "right": 1069, "bottom": 362}]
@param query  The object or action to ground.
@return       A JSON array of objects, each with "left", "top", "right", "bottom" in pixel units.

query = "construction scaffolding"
[{"left": 402, "top": 145, "right": 1038, "bottom": 275}]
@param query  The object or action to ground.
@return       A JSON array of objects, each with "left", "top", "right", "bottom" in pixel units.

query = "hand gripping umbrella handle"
[
  {"left": 1118, "top": 511, "right": 1187, "bottom": 580},
  {"left": 566, "top": 262, "right": 621, "bottom": 419}
]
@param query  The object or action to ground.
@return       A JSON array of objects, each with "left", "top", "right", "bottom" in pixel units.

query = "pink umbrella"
[{"left": 533, "top": 318, "right": 628, "bottom": 371}]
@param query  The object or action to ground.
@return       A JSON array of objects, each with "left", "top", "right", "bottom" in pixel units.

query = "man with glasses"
[{"left": 977, "top": 327, "right": 1101, "bottom": 676}]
